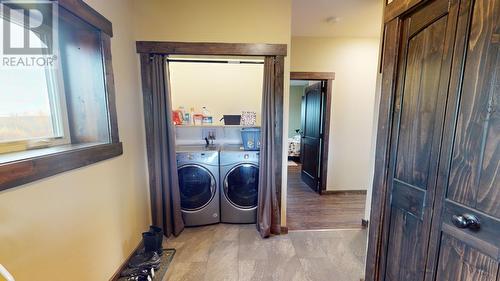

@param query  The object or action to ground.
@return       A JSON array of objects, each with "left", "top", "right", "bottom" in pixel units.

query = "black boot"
[
  {"left": 142, "top": 232, "right": 157, "bottom": 254},
  {"left": 149, "top": 225, "right": 164, "bottom": 255}
]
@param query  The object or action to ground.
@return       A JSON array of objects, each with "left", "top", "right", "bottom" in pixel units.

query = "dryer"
[
  {"left": 219, "top": 145, "right": 259, "bottom": 223},
  {"left": 176, "top": 145, "right": 220, "bottom": 226}
]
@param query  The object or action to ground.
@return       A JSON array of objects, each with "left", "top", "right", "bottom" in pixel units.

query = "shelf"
[{"left": 175, "top": 124, "right": 260, "bottom": 128}]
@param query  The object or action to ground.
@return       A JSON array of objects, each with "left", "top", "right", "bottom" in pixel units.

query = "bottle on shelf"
[
  {"left": 189, "top": 107, "right": 195, "bottom": 125},
  {"left": 201, "top": 106, "right": 213, "bottom": 124}
]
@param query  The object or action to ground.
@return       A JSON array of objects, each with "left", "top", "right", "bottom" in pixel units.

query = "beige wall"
[
  {"left": 169, "top": 61, "right": 263, "bottom": 125},
  {"left": 0, "top": 1, "right": 151, "bottom": 280},
  {"left": 291, "top": 36, "right": 380, "bottom": 191},
  {"left": 132, "top": 0, "right": 292, "bottom": 225},
  {"left": 288, "top": 85, "right": 304, "bottom": 137}
]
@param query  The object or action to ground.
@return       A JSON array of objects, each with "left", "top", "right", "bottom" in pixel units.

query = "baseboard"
[
  {"left": 109, "top": 240, "right": 144, "bottom": 281},
  {"left": 321, "top": 190, "right": 367, "bottom": 195},
  {"left": 280, "top": 226, "right": 289, "bottom": 234}
]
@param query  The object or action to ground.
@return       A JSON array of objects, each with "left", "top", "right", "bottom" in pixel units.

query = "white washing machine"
[
  {"left": 219, "top": 145, "right": 259, "bottom": 223},
  {"left": 176, "top": 145, "right": 220, "bottom": 226}
]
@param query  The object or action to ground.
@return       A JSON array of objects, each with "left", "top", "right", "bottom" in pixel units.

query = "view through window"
[{"left": 0, "top": 13, "right": 68, "bottom": 146}]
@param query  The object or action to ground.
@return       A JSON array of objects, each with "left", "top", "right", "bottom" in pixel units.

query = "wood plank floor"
[{"left": 287, "top": 165, "right": 366, "bottom": 230}]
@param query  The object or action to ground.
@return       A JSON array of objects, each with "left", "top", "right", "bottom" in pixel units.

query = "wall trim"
[{"left": 321, "top": 190, "right": 367, "bottom": 195}]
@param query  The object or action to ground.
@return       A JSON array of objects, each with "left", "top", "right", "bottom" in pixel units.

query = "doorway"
[
  {"left": 286, "top": 72, "right": 366, "bottom": 231},
  {"left": 288, "top": 72, "right": 333, "bottom": 194}
]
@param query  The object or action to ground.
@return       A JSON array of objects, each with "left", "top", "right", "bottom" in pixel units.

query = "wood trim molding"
[
  {"left": 280, "top": 226, "right": 289, "bottom": 234},
  {"left": 320, "top": 80, "right": 333, "bottom": 193},
  {"left": 101, "top": 33, "right": 120, "bottom": 143},
  {"left": 290, "top": 71, "right": 335, "bottom": 80},
  {"left": 58, "top": 0, "right": 113, "bottom": 36},
  {"left": 365, "top": 18, "right": 400, "bottom": 281},
  {"left": 136, "top": 41, "right": 287, "bottom": 56},
  {"left": 0, "top": 143, "right": 123, "bottom": 191},
  {"left": 384, "top": 0, "right": 425, "bottom": 23},
  {"left": 321, "top": 190, "right": 367, "bottom": 195}
]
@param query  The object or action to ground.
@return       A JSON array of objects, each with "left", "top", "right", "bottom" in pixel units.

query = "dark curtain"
[
  {"left": 146, "top": 55, "right": 184, "bottom": 237},
  {"left": 257, "top": 57, "right": 282, "bottom": 238}
]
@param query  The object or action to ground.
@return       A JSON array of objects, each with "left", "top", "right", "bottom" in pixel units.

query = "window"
[
  {"left": 0, "top": 0, "right": 122, "bottom": 191},
  {"left": 0, "top": 10, "right": 70, "bottom": 154}
]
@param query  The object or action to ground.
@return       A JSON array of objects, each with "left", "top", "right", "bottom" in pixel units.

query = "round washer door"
[
  {"left": 224, "top": 163, "right": 259, "bottom": 209},
  {"left": 178, "top": 164, "right": 216, "bottom": 211}
]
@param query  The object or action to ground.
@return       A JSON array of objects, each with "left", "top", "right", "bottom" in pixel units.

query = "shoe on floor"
[{"left": 128, "top": 252, "right": 161, "bottom": 269}]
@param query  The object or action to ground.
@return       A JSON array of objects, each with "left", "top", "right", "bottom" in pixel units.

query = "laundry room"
[{"left": 168, "top": 55, "right": 264, "bottom": 227}]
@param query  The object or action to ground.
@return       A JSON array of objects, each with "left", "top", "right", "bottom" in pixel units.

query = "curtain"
[
  {"left": 257, "top": 57, "right": 282, "bottom": 238},
  {"left": 147, "top": 55, "right": 184, "bottom": 237}
]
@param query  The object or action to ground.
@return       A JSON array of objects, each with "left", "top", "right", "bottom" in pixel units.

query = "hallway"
[{"left": 286, "top": 165, "right": 366, "bottom": 230}]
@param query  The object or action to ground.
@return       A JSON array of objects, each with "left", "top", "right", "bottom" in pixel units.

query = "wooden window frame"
[
  {"left": 0, "top": 0, "right": 122, "bottom": 191},
  {"left": 289, "top": 71, "right": 335, "bottom": 194}
]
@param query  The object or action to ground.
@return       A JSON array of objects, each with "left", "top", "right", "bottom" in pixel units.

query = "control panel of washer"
[
  {"left": 176, "top": 152, "right": 218, "bottom": 164},
  {"left": 220, "top": 151, "right": 259, "bottom": 164}
]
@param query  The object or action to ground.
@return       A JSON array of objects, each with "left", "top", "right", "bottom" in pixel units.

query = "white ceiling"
[{"left": 292, "top": 0, "right": 384, "bottom": 38}]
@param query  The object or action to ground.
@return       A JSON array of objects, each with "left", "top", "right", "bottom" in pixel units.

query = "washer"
[
  {"left": 220, "top": 145, "right": 259, "bottom": 223},
  {"left": 176, "top": 145, "right": 220, "bottom": 226}
]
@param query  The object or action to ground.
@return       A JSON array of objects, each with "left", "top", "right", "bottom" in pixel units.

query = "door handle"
[{"left": 452, "top": 214, "right": 480, "bottom": 230}]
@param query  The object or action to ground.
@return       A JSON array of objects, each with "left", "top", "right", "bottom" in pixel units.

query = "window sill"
[{"left": 0, "top": 142, "right": 123, "bottom": 191}]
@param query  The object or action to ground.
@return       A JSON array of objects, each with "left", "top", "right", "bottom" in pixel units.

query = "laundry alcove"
[{"left": 136, "top": 42, "right": 287, "bottom": 238}]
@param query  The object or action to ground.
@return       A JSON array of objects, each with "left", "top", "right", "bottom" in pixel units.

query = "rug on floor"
[
  {"left": 117, "top": 249, "right": 175, "bottom": 281},
  {"left": 152, "top": 249, "right": 175, "bottom": 280}
]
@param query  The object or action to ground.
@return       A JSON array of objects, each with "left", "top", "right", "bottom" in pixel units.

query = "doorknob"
[{"left": 452, "top": 214, "right": 480, "bottom": 230}]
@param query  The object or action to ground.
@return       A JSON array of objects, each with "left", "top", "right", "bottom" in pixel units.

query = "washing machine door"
[
  {"left": 224, "top": 163, "right": 259, "bottom": 209},
  {"left": 178, "top": 164, "right": 216, "bottom": 211}
]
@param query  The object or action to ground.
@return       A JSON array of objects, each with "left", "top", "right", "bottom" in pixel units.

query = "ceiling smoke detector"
[{"left": 325, "top": 16, "right": 341, "bottom": 24}]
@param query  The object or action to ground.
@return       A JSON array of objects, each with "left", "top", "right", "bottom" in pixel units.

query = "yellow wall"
[
  {"left": 291, "top": 36, "right": 381, "bottom": 191},
  {"left": 169, "top": 61, "right": 264, "bottom": 125},
  {"left": 288, "top": 85, "right": 305, "bottom": 137},
  {"left": 0, "top": 1, "right": 151, "bottom": 280},
  {"left": 132, "top": 0, "right": 292, "bottom": 225},
  {"left": 0, "top": 2, "right": 292, "bottom": 280},
  {"left": 131, "top": 0, "right": 291, "bottom": 45}
]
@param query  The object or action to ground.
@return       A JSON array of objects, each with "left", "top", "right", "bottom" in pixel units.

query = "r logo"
[{"left": 2, "top": 1, "right": 56, "bottom": 55}]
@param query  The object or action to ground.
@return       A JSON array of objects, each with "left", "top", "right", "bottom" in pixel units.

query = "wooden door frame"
[
  {"left": 290, "top": 71, "right": 334, "bottom": 194},
  {"left": 136, "top": 40, "right": 287, "bottom": 228},
  {"left": 364, "top": 17, "right": 401, "bottom": 281}
]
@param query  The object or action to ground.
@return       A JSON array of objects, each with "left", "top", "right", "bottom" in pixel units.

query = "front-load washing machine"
[
  {"left": 176, "top": 145, "right": 220, "bottom": 226},
  {"left": 219, "top": 145, "right": 259, "bottom": 223}
]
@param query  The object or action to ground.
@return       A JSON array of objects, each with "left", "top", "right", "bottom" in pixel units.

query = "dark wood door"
[
  {"left": 300, "top": 82, "right": 324, "bottom": 191},
  {"left": 424, "top": 0, "right": 500, "bottom": 280},
  {"left": 380, "top": 0, "right": 461, "bottom": 279}
]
